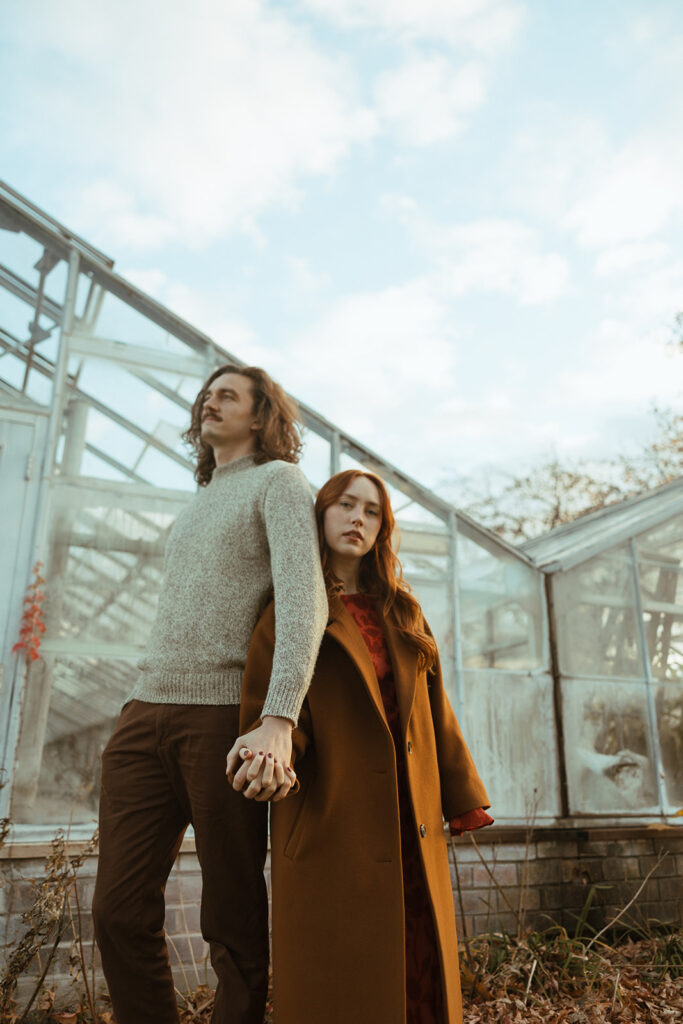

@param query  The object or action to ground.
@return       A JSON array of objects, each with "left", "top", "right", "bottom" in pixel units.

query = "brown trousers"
[{"left": 92, "top": 700, "right": 268, "bottom": 1024}]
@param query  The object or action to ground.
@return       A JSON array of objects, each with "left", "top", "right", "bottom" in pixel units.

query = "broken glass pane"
[{"left": 561, "top": 679, "right": 658, "bottom": 813}]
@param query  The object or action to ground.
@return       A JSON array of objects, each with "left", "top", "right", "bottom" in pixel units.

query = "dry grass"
[{"left": 460, "top": 929, "right": 683, "bottom": 1023}]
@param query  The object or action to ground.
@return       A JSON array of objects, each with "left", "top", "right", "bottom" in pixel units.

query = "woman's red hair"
[{"left": 315, "top": 470, "right": 437, "bottom": 672}]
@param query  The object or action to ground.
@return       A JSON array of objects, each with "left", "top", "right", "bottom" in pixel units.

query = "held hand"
[{"left": 226, "top": 716, "right": 296, "bottom": 801}]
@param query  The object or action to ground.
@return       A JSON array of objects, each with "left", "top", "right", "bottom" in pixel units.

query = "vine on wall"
[{"left": 12, "top": 560, "right": 46, "bottom": 664}]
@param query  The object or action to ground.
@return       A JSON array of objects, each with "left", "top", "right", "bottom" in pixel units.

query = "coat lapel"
[
  {"left": 326, "top": 593, "right": 388, "bottom": 728},
  {"left": 378, "top": 607, "right": 420, "bottom": 737},
  {"left": 326, "top": 593, "right": 421, "bottom": 739}
]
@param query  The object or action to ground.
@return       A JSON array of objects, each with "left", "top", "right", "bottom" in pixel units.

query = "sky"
[{"left": 2, "top": 0, "right": 683, "bottom": 496}]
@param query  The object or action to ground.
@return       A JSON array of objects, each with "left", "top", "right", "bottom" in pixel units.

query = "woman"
[{"left": 238, "top": 470, "right": 492, "bottom": 1024}]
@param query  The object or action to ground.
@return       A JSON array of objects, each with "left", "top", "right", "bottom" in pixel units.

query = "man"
[{"left": 92, "top": 365, "right": 327, "bottom": 1024}]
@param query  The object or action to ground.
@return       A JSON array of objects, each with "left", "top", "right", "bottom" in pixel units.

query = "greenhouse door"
[{"left": 0, "top": 407, "right": 48, "bottom": 815}]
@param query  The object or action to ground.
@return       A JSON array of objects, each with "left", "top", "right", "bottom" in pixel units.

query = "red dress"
[{"left": 341, "top": 594, "right": 492, "bottom": 1024}]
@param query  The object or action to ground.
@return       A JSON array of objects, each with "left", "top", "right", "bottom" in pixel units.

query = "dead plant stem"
[
  {"left": 72, "top": 876, "right": 97, "bottom": 1021},
  {"left": 449, "top": 836, "right": 473, "bottom": 968},
  {"left": 584, "top": 852, "right": 668, "bottom": 954}
]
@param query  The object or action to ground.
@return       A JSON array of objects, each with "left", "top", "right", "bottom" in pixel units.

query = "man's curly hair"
[{"left": 183, "top": 364, "right": 303, "bottom": 486}]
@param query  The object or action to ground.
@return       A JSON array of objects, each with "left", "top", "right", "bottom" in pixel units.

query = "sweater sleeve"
[
  {"left": 240, "top": 602, "right": 314, "bottom": 772},
  {"left": 260, "top": 464, "right": 327, "bottom": 724}
]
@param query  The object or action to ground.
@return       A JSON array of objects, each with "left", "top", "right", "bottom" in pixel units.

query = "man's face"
[{"left": 200, "top": 372, "right": 259, "bottom": 450}]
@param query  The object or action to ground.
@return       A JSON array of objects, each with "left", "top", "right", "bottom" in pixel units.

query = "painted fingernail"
[
  {"left": 259, "top": 751, "right": 264, "bottom": 756},
  {"left": 267, "top": 753, "right": 273, "bottom": 759},
  {"left": 273, "top": 758, "right": 278, "bottom": 763}
]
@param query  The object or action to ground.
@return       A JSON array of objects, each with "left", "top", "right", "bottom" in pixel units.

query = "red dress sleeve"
[{"left": 449, "top": 808, "right": 494, "bottom": 836}]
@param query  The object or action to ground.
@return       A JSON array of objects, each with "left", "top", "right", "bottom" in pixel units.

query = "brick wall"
[
  {"left": 1, "top": 828, "right": 680, "bottom": 1013},
  {"left": 449, "top": 827, "right": 683, "bottom": 941}
]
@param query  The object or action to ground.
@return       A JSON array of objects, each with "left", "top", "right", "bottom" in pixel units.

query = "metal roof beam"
[
  {"left": 0, "top": 262, "right": 63, "bottom": 323},
  {"left": 0, "top": 323, "right": 194, "bottom": 472},
  {"left": 68, "top": 331, "right": 210, "bottom": 377},
  {"left": 0, "top": 179, "right": 114, "bottom": 268}
]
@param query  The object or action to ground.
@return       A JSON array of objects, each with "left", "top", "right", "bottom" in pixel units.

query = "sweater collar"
[{"left": 212, "top": 454, "right": 257, "bottom": 479}]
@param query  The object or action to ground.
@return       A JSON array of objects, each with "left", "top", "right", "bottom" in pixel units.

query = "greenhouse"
[{"left": 1, "top": 180, "right": 682, "bottom": 840}]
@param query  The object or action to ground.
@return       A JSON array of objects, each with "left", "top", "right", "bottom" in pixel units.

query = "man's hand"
[{"left": 226, "top": 716, "right": 296, "bottom": 802}]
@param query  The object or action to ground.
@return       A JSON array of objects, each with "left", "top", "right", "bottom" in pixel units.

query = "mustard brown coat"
[{"left": 240, "top": 594, "right": 490, "bottom": 1024}]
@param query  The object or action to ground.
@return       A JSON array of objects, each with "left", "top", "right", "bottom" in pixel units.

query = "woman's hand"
[{"left": 226, "top": 715, "right": 297, "bottom": 801}]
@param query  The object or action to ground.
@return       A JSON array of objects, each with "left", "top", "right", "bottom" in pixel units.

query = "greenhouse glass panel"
[
  {"left": 91, "top": 288, "right": 198, "bottom": 356},
  {"left": 12, "top": 655, "right": 138, "bottom": 825},
  {"left": 457, "top": 527, "right": 546, "bottom": 671},
  {"left": 461, "top": 670, "right": 560, "bottom": 819},
  {"left": 552, "top": 545, "right": 643, "bottom": 679},
  {"left": 656, "top": 684, "right": 683, "bottom": 810},
  {"left": 42, "top": 481, "right": 185, "bottom": 650},
  {"left": 561, "top": 678, "right": 659, "bottom": 814},
  {"left": 298, "top": 430, "right": 333, "bottom": 491},
  {"left": 10, "top": 480, "right": 191, "bottom": 824},
  {"left": 636, "top": 513, "right": 683, "bottom": 683}
]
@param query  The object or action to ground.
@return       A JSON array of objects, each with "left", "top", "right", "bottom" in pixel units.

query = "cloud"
[
  {"left": 384, "top": 200, "right": 571, "bottom": 304},
  {"left": 557, "top": 318, "right": 681, "bottom": 408},
  {"left": 594, "top": 242, "right": 672, "bottom": 277},
  {"left": 374, "top": 56, "right": 486, "bottom": 145},
  {"left": 562, "top": 141, "right": 683, "bottom": 250},
  {"left": 434, "top": 220, "right": 570, "bottom": 304},
  {"left": 284, "top": 276, "right": 456, "bottom": 432},
  {"left": 122, "top": 267, "right": 256, "bottom": 358},
  {"left": 507, "top": 115, "right": 683, "bottom": 255},
  {"left": 300, "top": 0, "right": 527, "bottom": 56},
  {"left": 3, "top": 0, "right": 376, "bottom": 249}
]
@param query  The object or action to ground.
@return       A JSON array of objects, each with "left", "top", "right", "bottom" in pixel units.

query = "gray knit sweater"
[{"left": 128, "top": 455, "right": 327, "bottom": 723}]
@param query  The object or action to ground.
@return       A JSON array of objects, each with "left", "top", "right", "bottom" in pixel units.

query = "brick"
[
  {"left": 75, "top": 877, "right": 97, "bottom": 905},
  {"left": 12, "top": 880, "right": 39, "bottom": 911},
  {"left": 175, "top": 851, "right": 203, "bottom": 871},
  {"left": 573, "top": 857, "right": 606, "bottom": 884},
  {"left": 639, "top": 854, "right": 675, "bottom": 878},
  {"left": 655, "top": 836, "right": 683, "bottom": 854},
  {"left": 472, "top": 862, "right": 518, "bottom": 887},
  {"left": 657, "top": 876, "right": 683, "bottom": 902},
  {"left": 449, "top": 845, "right": 491, "bottom": 865},
  {"left": 642, "top": 901, "right": 682, "bottom": 925},
  {"left": 491, "top": 886, "right": 523, "bottom": 914},
  {"left": 167, "top": 932, "right": 210, "bottom": 965},
  {"left": 164, "top": 874, "right": 203, "bottom": 905},
  {"left": 515, "top": 886, "right": 540, "bottom": 911},
  {"left": 469, "top": 914, "right": 495, "bottom": 937},
  {"left": 166, "top": 904, "right": 201, "bottom": 936},
  {"left": 635, "top": 876, "right": 662, "bottom": 903},
  {"left": 488, "top": 844, "right": 532, "bottom": 861},
  {"left": 488, "top": 911, "right": 519, "bottom": 935},
  {"left": 460, "top": 914, "right": 483, "bottom": 939},
  {"left": 69, "top": 912, "right": 95, "bottom": 942},
  {"left": 449, "top": 863, "right": 474, "bottom": 888},
  {"left": 172, "top": 961, "right": 216, "bottom": 996},
  {"left": 578, "top": 839, "right": 653, "bottom": 858},
  {"left": 455, "top": 890, "right": 493, "bottom": 915},
  {"left": 536, "top": 841, "right": 579, "bottom": 859},
  {"left": 527, "top": 860, "right": 561, "bottom": 885},
  {"left": 539, "top": 885, "right": 567, "bottom": 910},
  {"left": 601, "top": 856, "right": 641, "bottom": 880}
]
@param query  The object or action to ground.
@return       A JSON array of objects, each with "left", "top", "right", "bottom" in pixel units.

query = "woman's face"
[{"left": 323, "top": 476, "right": 383, "bottom": 561}]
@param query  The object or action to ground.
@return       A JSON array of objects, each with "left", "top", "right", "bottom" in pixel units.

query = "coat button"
[
  {"left": 419, "top": 824, "right": 426, "bottom": 838},
  {"left": 407, "top": 741, "right": 413, "bottom": 754}
]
